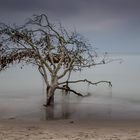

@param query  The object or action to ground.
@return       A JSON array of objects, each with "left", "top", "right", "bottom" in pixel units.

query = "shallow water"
[{"left": 0, "top": 54, "right": 140, "bottom": 120}]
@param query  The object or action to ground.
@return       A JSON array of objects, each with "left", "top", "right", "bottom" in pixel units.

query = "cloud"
[
  {"left": 0, "top": 0, "right": 140, "bottom": 52},
  {"left": 0, "top": 0, "right": 140, "bottom": 25},
  {"left": 0, "top": 0, "right": 139, "bottom": 17}
]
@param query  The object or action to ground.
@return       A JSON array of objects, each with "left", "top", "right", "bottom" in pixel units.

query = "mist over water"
[{"left": 0, "top": 54, "right": 140, "bottom": 120}]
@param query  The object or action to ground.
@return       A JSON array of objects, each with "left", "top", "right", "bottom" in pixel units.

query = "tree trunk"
[
  {"left": 45, "top": 75, "right": 58, "bottom": 106},
  {"left": 44, "top": 86, "right": 56, "bottom": 119},
  {"left": 43, "top": 76, "right": 58, "bottom": 119},
  {"left": 46, "top": 86, "right": 55, "bottom": 106}
]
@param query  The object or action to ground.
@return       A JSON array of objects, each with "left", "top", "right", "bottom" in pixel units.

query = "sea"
[{"left": 0, "top": 54, "right": 140, "bottom": 120}]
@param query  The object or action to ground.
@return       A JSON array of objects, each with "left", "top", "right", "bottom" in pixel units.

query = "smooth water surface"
[{"left": 0, "top": 54, "right": 140, "bottom": 120}]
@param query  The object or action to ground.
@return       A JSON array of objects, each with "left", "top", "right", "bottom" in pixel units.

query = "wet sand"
[{"left": 0, "top": 119, "right": 140, "bottom": 140}]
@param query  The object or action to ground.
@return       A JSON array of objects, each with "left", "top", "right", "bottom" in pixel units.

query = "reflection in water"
[
  {"left": 44, "top": 87, "right": 113, "bottom": 120},
  {"left": 45, "top": 106, "right": 54, "bottom": 120},
  {"left": 61, "top": 93, "right": 70, "bottom": 119},
  {"left": 44, "top": 93, "right": 71, "bottom": 120}
]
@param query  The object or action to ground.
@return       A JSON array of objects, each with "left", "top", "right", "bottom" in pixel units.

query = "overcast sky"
[{"left": 0, "top": 0, "right": 140, "bottom": 53}]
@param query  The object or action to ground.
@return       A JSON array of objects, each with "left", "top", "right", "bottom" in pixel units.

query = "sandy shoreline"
[{"left": 0, "top": 119, "right": 140, "bottom": 140}]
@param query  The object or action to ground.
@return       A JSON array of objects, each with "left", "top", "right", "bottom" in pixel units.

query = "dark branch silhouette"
[{"left": 0, "top": 14, "right": 113, "bottom": 106}]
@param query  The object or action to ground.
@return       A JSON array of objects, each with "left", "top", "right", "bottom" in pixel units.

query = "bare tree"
[{"left": 0, "top": 14, "right": 112, "bottom": 106}]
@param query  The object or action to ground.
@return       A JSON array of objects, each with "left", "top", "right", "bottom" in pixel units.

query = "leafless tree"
[{"left": 0, "top": 14, "right": 113, "bottom": 106}]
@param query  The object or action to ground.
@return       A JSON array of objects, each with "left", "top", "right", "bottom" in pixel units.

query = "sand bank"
[{"left": 0, "top": 119, "right": 140, "bottom": 140}]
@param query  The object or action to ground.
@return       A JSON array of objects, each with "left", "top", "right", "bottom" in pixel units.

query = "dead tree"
[{"left": 0, "top": 14, "right": 114, "bottom": 107}]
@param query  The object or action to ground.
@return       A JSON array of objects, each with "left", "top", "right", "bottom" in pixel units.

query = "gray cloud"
[
  {"left": 0, "top": 0, "right": 78, "bottom": 16},
  {"left": 0, "top": 0, "right": 140, "bottom": 23},
  {"left": 0, "top": 0, "right": 139, "bottom": 16},
  {"left": 0, "top": 0, "right": 140, "bottom": 53}
]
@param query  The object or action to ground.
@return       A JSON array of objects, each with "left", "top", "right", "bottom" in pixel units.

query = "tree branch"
[
  {"left": 59, "top": 79, "right": 112, "bottom": 87},
  {"left": 56, "top": 86, "right": 85, "bottom": 97},
  {"left": 38, "top": 64, "right": 49, "bottom": 86},
  {"left": 58, "top": 57, "right": 74, "bottom": 79}
]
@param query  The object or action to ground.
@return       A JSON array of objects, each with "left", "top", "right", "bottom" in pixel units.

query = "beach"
[{"left": 0, "top": 119, "right": 140, "bottom": 140}]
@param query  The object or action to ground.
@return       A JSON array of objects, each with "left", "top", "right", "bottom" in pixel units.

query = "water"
[{"left": 0, "top": 54, "right": 140, "bottom": 120}]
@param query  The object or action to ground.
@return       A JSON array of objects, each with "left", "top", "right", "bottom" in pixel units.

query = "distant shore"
[{"left": 0, "top": 119, "right": 140, "bottom": 140}]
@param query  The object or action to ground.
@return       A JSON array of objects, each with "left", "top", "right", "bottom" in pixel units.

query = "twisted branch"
[
  {"left": 56, "top": 86, "right": 90, "bottom": 97},
  {"left": 59, "top": 79, "right": 112, "bottom": 87}
]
